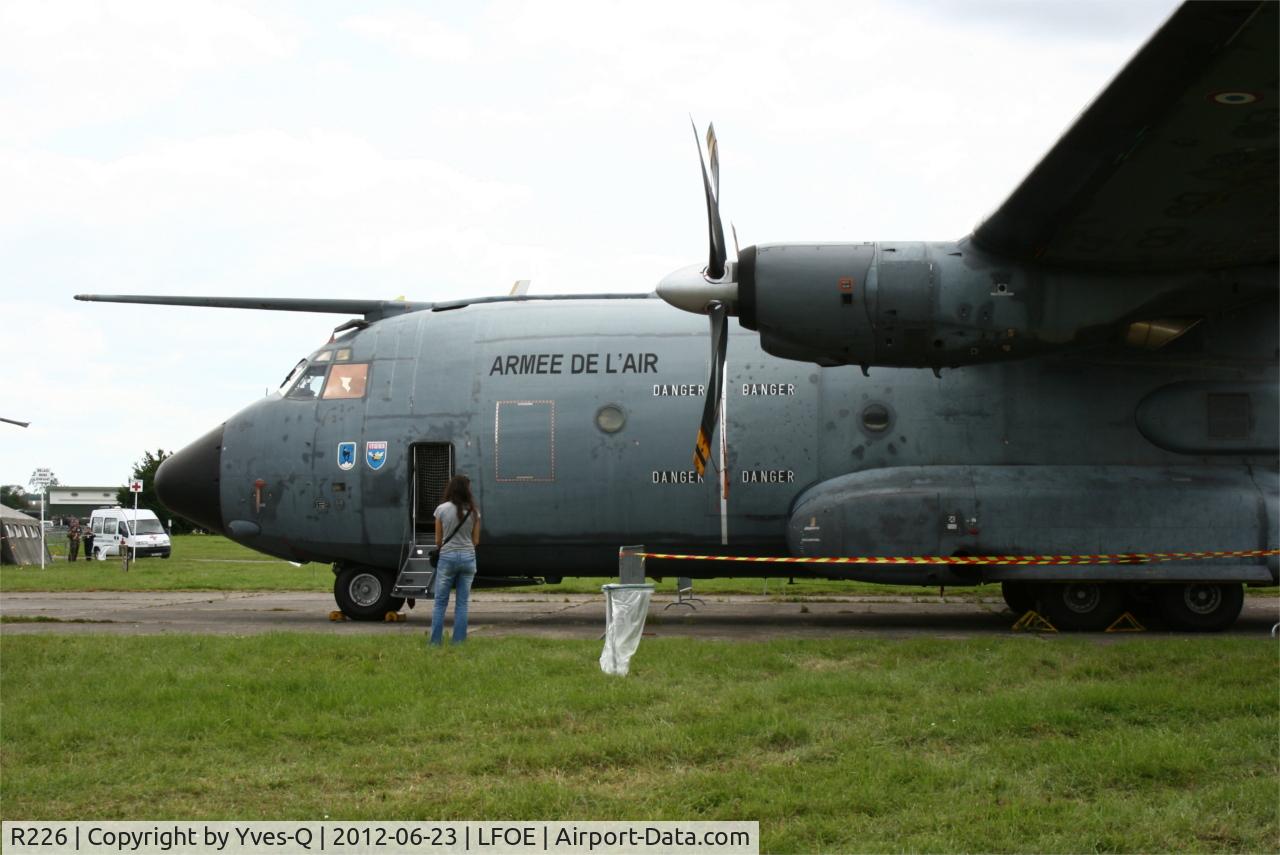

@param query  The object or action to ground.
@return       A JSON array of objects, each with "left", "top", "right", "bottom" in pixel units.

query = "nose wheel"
[{"left": 334, "top": 565, "right": 404, "bottom": 620}]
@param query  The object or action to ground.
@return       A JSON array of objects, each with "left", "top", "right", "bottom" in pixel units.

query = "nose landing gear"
[{"left": 334, "top": 564, "right": 405, "bottom": 620}]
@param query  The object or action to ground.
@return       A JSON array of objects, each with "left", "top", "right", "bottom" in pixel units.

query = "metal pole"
[
  {"left": 39, "top": 489, "right": 45, "bottom": 570},
  {"left": 719, "top": 356, "right": 729, "bottom": 546},
  {"left": 618, "top": 545, "right": 646, "bottom": 584},
  {"left": 132, "top": 488, "right": 139, "bottom": 563}
]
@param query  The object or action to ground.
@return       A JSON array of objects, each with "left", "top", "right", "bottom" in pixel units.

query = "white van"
[{"left": 88, "top": 509, "right": 172, "bottom": 559}]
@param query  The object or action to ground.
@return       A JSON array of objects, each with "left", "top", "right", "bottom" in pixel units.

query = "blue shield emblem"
[
  {"left": 337, "top": 441, "right": 357, "bottom": 471},
  {"left": 365, "top": 441, "right": 388, "bottom": 471}
]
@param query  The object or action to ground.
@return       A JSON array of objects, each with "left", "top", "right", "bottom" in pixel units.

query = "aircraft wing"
[
  {"left": 74, "top": 294, "right": 432, "bottom": 321},
  {"left": 74, "top": 292, "right": 655, "bottom": 320},
  {"left": 971, "top": 0, "right": 1277, "bottom": 272}
]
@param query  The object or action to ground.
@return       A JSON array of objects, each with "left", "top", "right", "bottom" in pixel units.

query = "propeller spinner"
[{"left": 659, "top": 121, "right": 739, "bottom": 478}]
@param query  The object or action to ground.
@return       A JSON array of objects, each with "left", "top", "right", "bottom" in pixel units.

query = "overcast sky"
[{"left": 2, "top": 0, "right": 1179, "bottom": 490}]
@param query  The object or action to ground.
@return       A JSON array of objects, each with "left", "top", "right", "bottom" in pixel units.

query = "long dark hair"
[{"left": 441, "top": 474, "right": 474, "bottom": 514}]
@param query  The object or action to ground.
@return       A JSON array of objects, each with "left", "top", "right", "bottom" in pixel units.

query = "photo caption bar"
[{"left": 3, "top": 821, "right": 758, "bottom": 855}]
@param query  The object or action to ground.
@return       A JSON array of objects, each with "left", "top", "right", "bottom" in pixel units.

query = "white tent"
[{"left": 0, "top": 504, "right": 48, "bottom": 565}]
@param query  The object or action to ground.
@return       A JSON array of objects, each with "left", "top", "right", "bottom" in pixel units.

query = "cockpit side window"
[
  {"left": 322, "top": 363, "right": 369, "bottom": 400},
  {"left": 287, "top": 364, "right": 329, "bottom": 399},
  {"left": 279, "top": 359, "right": 307, "bottom": 393}
]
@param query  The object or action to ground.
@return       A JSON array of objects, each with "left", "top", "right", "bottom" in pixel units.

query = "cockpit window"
[
  {"left": 335, "top": 348, "right": 352, "bottom": 361},
  {"left": 279, "top": 359, "right": 307, "bottom": 393},
  {"left": 322, "top": 363, "right": 369, "bottom": 399},
  {"left": 287, "top": 364, "right": 329, "bottom": 399},
  {"left": 313, "top": 351, "right": 333, "bottom": 363}
]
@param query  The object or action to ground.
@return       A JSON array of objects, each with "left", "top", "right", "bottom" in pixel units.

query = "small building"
[
  {"left": 0, "top": 504, "right": 48, "bottom": 565},
  {"left": 47, "top": 486, "right": 120, "bottom": 524}
]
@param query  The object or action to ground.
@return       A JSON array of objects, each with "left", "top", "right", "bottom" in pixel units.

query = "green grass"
[
  {"left": 2, "top": 535, "right": 333, "bottom": 592},
  {"left": 9, "top": 535, "right": 1278, "bottom": 600},
  {"left": 1, "top": 635, "right": 1275, "bottom": 852},
  {"left": 0, "top": 536, "right": 987, "bottom": 597}
]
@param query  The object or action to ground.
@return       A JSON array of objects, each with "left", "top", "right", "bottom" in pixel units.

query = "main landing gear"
[
  {"left": 1035, "top": 582, "right": 1126, "bottom": 632},
  {"left": 1155, "top": 582, "right": 1244, "bottom": 632},
  {"left": 1000, "top": 581, "right": 1037, "bottom": 618},
  {"left": 1001, "top": 581, "right": 1245, "bottom": 632}
]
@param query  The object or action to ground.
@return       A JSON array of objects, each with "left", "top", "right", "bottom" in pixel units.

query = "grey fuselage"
[{"left": 194, "top": 244, "right": 1278, "bottom": 586}]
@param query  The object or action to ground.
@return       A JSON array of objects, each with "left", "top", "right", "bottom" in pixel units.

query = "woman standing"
[{"left": 431, "top": 474, "right": 481, "bottom": 646}]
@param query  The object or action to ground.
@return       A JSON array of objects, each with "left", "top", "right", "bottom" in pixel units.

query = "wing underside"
[{"left": 972, "top": 1, "right": 1278, "bottom": 272}]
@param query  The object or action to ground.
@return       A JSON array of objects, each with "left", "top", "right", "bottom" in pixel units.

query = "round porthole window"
[
  {"left": 861, "top": 403, "right": 891, "bottom": 433},
  {"left": 596, "top": 404, "right": 626, "bottom": 434}
]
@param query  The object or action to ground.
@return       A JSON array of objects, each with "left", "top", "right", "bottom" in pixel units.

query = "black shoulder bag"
[{"left": 428, "top": 507, "right": 472, "bottom": 569}]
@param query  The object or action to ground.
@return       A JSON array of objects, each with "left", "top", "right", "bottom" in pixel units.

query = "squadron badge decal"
[
  {"left": 365, "top": 441, "right": 388, "bottom": 471},
  {"left": 337, "top": 441, "right": 357, "bottom": 471}
]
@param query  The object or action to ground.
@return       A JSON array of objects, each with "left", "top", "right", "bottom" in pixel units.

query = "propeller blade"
[
  {"left": 694, "top": 301, "right": 729, "bottom": 477},
  {"left": 706, "top": 123, "right": 720, "bottom": 202},
  {"left": 691, "top": 118, "right": 727, "bottom": 280},
  {"left": 1, "top": 417, "right": 30, "bottom": 428}
]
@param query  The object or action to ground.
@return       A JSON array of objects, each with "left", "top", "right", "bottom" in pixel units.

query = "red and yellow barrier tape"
[{"left": 638, "top": 548, "right": 1280, "bottom": 566}]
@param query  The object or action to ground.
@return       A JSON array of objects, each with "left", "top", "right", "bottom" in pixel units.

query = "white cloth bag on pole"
[{"left": 600, "top": 583, "right": 654, "bottom": 676}]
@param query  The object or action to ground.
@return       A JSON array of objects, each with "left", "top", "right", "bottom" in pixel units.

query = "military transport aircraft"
[{"left": 78, "top": 0, "right": 1276, "bottom": 631}]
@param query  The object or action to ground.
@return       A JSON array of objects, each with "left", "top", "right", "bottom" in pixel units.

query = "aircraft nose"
[{"left": 156, "top": 424, "right": 224, "bottom": 533}]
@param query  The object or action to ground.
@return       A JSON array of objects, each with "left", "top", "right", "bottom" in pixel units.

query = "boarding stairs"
[{"left": 392, "top": 538, "right": 436, "bottom": 601}]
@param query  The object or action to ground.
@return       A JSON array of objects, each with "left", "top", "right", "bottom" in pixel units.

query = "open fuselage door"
[{"left": 412, "top": 443, "right": 455, "bottom": 541}]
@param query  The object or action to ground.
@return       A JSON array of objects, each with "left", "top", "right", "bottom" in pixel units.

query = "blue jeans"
[{"left": 430, "top": 551, "right": 477, "bottom": 645}]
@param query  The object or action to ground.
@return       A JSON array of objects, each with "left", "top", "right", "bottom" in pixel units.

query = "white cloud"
[
  {"left": 0, "top": 0, "right": 1183, "bottom": 485},
  {"left": 343, "top": 11, "right": 472, "bottom": 62},
  {"left": 0, "top": 298, "right": 231, "bottom": 488},
  {"left": 2, "top": 131, "right": 528, "bottom": 230},
  {"left": 0, "top": 0, "right": 295, "bottom": 143}
]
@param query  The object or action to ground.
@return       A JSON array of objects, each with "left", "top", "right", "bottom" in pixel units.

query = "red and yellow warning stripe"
[{"left": 639, "top": 548, "right": 1280, "bottom": 566}]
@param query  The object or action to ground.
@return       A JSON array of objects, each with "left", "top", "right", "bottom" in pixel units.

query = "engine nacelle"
[
  {"left": 738, "top": 241, "right": 1057, "bottom": 368},
  {"left": 737, "top": 243, "right": 878, "bottom": 366},
  {"left": 735, "top": 241, "right": 1275, "bottom": 369}
]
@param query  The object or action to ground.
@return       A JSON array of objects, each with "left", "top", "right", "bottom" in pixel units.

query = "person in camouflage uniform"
[{"left": 66, "top": 518, "right": 81, "bottom": 562}]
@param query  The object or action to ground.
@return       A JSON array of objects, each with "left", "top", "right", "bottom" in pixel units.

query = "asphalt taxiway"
[{"left": 1, "top": 591, "right": 1277, "bottom": 639}]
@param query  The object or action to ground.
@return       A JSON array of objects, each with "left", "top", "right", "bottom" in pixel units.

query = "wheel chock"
[
  {"left": 328, "top": 610, "right": 349, "bottom": 622},
  {"left": 1011, "top": 610, "right": 1057, "bottom": 633},
  {"left": 1105, "top": 611, "right": 1145, "bottom": 633},
  {"left": 384, "top": 611, "right": 406, "bottom": 622}
]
